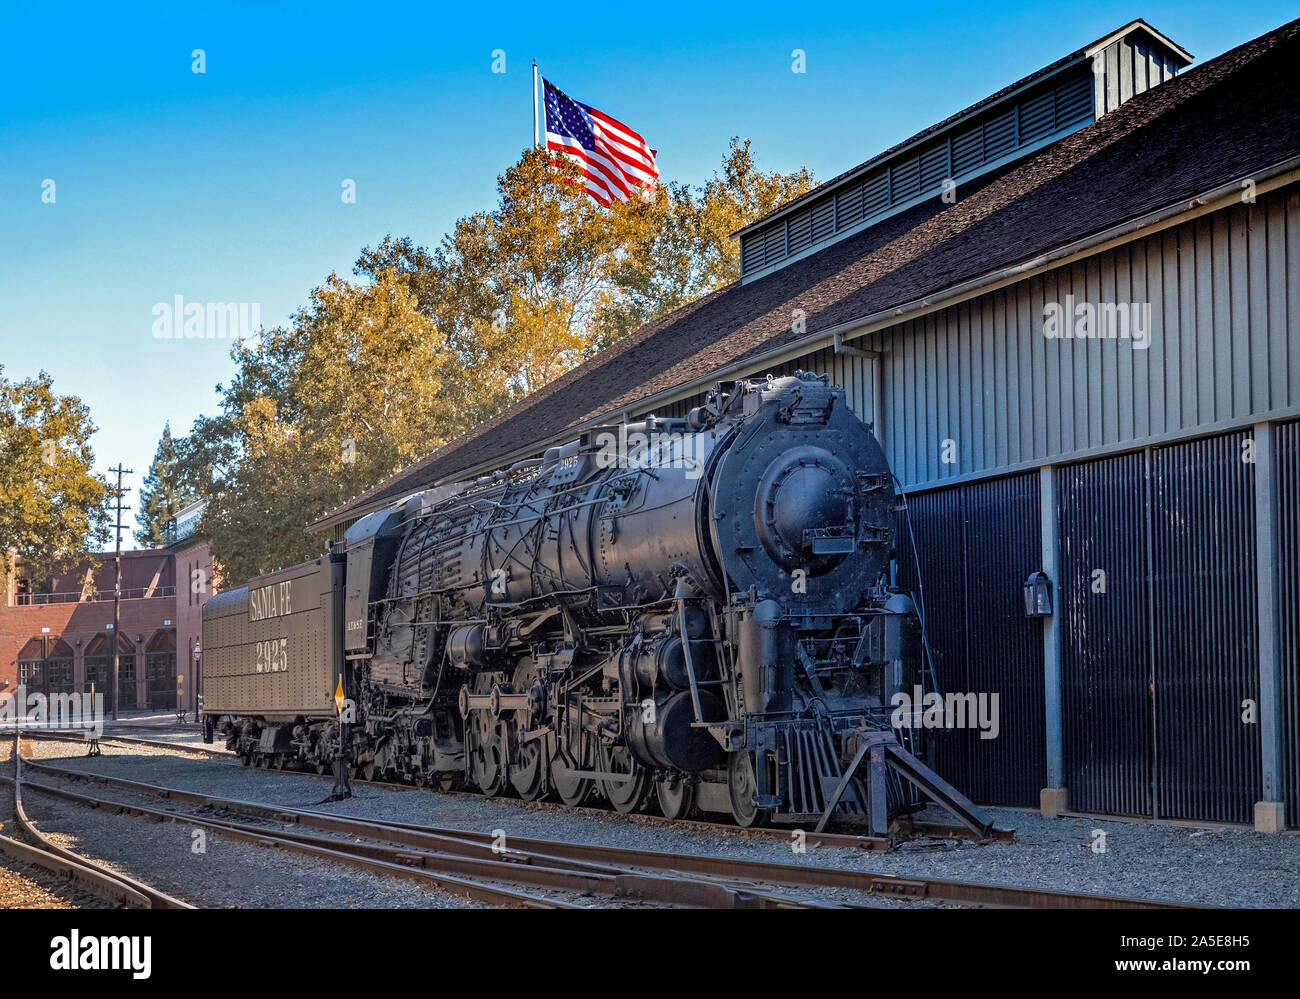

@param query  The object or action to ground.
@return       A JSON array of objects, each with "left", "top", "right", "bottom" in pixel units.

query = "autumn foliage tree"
[
  {"left": 175, "top": 140, "right": 815, "bottom": 580},
  {"left": 358, "top": 150, "right": 660, "bottom": 406},
  {"left": 0, "top": 367, "right": 108, "bottom": 585},
  {"left": 597, "top": 138, "right": 815, "bottom": 345},
  {"left": 177, "top": 267, "right": 475, "bottom": 582}
]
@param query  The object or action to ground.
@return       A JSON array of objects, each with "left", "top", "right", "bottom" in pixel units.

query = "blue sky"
[{"left": 0, "top": 1, "right": 1294, "bottom": 545}]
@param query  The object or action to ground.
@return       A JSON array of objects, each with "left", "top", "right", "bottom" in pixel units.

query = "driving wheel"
[{"left": 727, "top": 751, "right": 771, "bottom": 828}]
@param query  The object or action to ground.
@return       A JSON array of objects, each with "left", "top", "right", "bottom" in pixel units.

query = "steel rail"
[
  {"left": 39, "top": 730, "right": 999, "bottom": 851},
  {"left": 308, "top": 809, "right": 1200, "bottom": 911},
  {"left": 22, "top": 754, "right": 1200, "bottom": 910},
  {"left": 14, "top": 776, "right": 594, "bottom": 909},
  {"left": 39, "top": 731, "right": 901, "bottom": 849},
  {"left": 18, "top": 757, "right": 824, "bottom": 909},
  {"left": 0, "top": 826, "right": 151, "bottom": 909},
  {"left": 0, "top": 735, "right": 194, "bottom": 909}
]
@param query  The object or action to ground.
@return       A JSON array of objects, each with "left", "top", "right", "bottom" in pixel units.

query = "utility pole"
[{"left": 108, "top": 465, "right": 132, "bottom": 722}]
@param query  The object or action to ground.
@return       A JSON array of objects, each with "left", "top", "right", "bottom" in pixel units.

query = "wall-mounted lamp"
[{"left": 1023, "top": 571, "right": 1053, "bottom": 618}]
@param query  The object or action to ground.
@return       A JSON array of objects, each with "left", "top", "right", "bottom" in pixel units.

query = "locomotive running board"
[{"left": 814, "top": 729, "right": 994, "bottom": 840}]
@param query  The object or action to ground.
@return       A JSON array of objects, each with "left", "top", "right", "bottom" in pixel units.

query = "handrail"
[{"left": 15, "top": 586, "right": 176, "bottom": 605}]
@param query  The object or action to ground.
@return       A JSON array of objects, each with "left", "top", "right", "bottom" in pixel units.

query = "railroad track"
[
  {"left": 18, "top": 745, "right": 844, "bottom": 909},
  {"left": 20, "top": 744, "right": 1201, "bottom": 910},
  {"left": 0, "top": 735, "right": 193, "bottom": 909},
  {"left": 39, "top": 730, "right": 1013, "bottom": 852}
]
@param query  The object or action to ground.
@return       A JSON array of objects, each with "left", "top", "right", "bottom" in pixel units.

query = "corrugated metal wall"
[
  {"left": 1277, "top": 419, "right": 1300, "bottom": 827},
  {"left": 1057, "top": 429, "right": 1262, "bottom": 822},
  {"left": 1150, "top": 431, "right": 1260, "bottom": 823},
  {"left": 961, "top": 474, "right": 1045, "bottom": 804},
  {"left": 837, "top": 186, "right": 1300, "bottom": 492},
  {"left": 895, "top": 486, "right": 969, "bottom": 790},
  {"left": 895, "top": 473, "right": 1043, "bottom": 806},
  {"left": 1059, "top": 451, "right": 1153, "bottom": 816}
]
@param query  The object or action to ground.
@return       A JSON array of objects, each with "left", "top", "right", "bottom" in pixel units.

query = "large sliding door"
[
  {"left": 1059, "top": 429, "right": 1262, "bottom": 822},
  {"left": 897, "top": 472, "right": 1045, "bottom": 807}
]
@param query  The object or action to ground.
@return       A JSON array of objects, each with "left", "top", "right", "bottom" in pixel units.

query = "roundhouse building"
[
  {"left": 0, "top": 502, "right": 215, "bottom": 716},
  {"left": 0, "top": 550, "right": 180, "bottom": 711},
  {"left": 309, "top": 19, "right": 1300, "bottom": 831}
]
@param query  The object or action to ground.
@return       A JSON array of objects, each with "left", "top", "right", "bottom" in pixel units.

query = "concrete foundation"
[
  {"left": 1254, "top": 800, "right": 1287, "bottom": 833},
  {"left": 1040, "top": 786, "right": 1068, "bottom": 818}
]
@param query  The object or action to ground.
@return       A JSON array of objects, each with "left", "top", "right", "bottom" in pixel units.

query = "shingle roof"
[{"left": 309, "top": 17, "right": 1300, "bottom": 534}]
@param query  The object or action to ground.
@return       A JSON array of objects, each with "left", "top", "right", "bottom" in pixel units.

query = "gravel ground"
[
  {"left": 98, "top": 718, "right": 219, "bottom": 754},
  {"left": 23, "top": 792, "right": 494, "bottom": 910},
  {"left": 23, "top": 736, "right": 1300, "bottom": 907},
  {"left": 21, "top": 753, "right": 869, "bottom": 909},
  {"left": 0, "top": 738, "right": 106, "bottom": 908},
  {"left": 13, "top": 738, "right": 495, "bottom": 909},
  {"left": 0, "top": 859, "right": 83, "bottom": 909}
]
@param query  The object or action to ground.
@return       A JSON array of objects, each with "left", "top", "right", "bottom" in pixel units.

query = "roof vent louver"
[{"left": 736, "top": 20, "right": 1191, "bottom": 281}]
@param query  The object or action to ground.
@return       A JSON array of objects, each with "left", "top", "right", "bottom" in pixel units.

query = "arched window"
[
  {"left": 16, "top": 638, "right": 45, "bottom": 689},
  {"left": 15, "top": 637, "right": 74, "bottom": 694},
  {"left": 45, "top": 640, "right": 74, "bottom": 693}
]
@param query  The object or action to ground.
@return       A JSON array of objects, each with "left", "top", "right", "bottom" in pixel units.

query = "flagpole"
[{"left": 532, "top": 60, "right": 539, "bottom": 149}]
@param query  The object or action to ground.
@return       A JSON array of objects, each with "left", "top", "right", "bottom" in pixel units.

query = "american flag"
[{"left": 543, "top": 78, "right": 658, "bottom": 206}]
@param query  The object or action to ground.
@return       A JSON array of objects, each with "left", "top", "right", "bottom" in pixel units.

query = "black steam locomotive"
[{"left": 202, "top": 372, "right": 986, "bottom": 834}]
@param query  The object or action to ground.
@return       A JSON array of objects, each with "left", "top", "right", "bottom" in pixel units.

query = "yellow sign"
[{"left": 335, "top": 677, "right": 345, "bottom": 715}]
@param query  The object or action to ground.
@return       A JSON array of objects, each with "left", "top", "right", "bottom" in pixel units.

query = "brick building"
[
  {"left": 0, "top": 500, "right": 216, "bottom": 714},
  {"left": 167, "top": 500, "right": 216, "bottom": 714}
]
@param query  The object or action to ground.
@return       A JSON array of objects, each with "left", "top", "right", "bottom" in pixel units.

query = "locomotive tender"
[{"left": 202, "top": 372, "right": 986, "bottom": 833}]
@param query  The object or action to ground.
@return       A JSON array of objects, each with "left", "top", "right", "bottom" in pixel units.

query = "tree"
[
  {"left": 357, "top": 149, "right": 659, "bottom": 407},
  {"left": 179, "top": 265, "right": 478, "bottom": 583},
  {"left": 135, "top": 423, "right": 198, "bottom": 546},
  {"left": 180, "top": 139, "right": 814, "bottom": 580},
  {"left": 360, "top": 142, "right": 814, "bottom": 386},
  {"left": 0, "top": 367, "right": 109, "bottom": 584},
  {"left": 596, "top": 138, "right": 816, "bottom": 344}
]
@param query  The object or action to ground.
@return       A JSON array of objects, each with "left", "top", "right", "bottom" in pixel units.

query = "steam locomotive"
[{"left": 202, "top": 372, "right": 982, "bottom": 833}]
